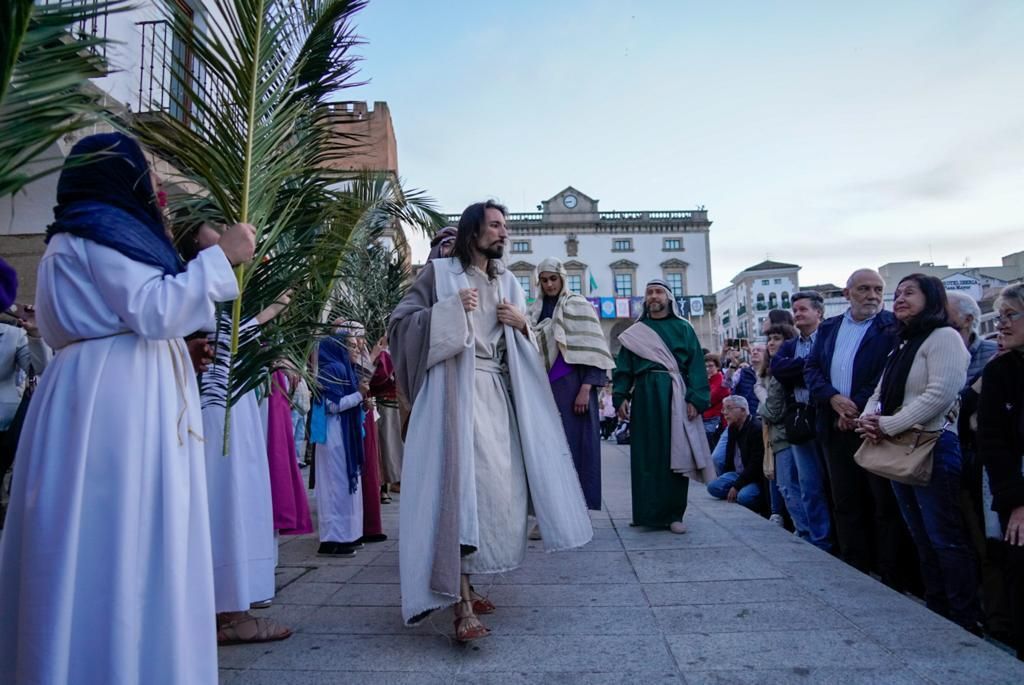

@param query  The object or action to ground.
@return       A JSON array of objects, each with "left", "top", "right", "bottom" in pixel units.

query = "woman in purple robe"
[{"left": 528, "top": 258, "right": 615, "bottom": 510}]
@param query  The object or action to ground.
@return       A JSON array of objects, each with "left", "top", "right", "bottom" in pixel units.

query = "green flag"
[{"left": 589, "top": 274, "right": 598, "bottom": 291}]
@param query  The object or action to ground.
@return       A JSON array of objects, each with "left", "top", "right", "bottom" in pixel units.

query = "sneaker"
[
  {"left": 669, "top": 521, "right": 687, "bottom": 534},
  {"left": 358, "top": 534, "right": 388, "bottom": 544},
  {"left": 250, "top": 598, "right": 273, "bottom": 610},
  {"left": 769, "top": 514, "right": 785, "bottom": 527}
]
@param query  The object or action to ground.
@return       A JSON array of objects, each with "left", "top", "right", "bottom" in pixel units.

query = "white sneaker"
[
  {"left": 669, "top": 521, "right": 687, "bottom": 534},
  {"left": 769, "top": 514, "right": 785, "bottom": 527}
]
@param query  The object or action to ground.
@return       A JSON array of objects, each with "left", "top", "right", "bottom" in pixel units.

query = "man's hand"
[
  {"left": 14, "top": 304, "right": 39, "bottom": 338},
  {"left": 726, "top": 487, "right": 738, "bottom": 503},
  {"left": 218, "top": 222, "right": 257, "bottom": 266},
  {"left": 497, "top": 298, "right": 528, "bottom": 333},
  {"left": 686, "top": 402, "right": 698, "bottom": 421},
  {"left": 1005, "top": 506, "right": 1024, "bottom": 546},
  {"left": 459, "top": 288, "right": 478, "bottom": 312},
  {"left": 187, "top": 338, "right": 214, "bottom": 374},
  {"left": 837, "top": 416, "right": 857, "bottom": 432},
  {"left": 830, "top": 394, "right": 859, "bottom": 421},
  {"left": 358, "top": 380, "right": 370, "bottom": 397},
  {"left": 574, "top": 385, "right": 591, "bottom": 415},
  {"left": 617, "top": 401, "right": 629, "bottom": 422}
]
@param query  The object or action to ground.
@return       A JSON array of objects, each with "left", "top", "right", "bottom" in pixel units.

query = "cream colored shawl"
[{"left": 528, "top": 257, "right": 614, "bottom": 372}]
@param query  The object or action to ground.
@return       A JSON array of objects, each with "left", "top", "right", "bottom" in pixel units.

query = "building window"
[
  {"left": 614, "top": 273, "right": 633, "bottom": 297},
  {"left": 722, "top": 310, "right": 731, "bottom": 326},
  {"left": 567, "top": 274, "right": 582, "bottom": 294},
  {"left": 663, "top": 237, "right": 683, "bottom": 251},
  {"left": 774, "top": 278, "right": 782, "bottom": 285},
  {"left": 511, "top": 240, "right": 531, "bottom": 254},
  {"left": 664, "top": 272, "right": 684, "bottom": 298},
  {"left": 768, "top": 292, "right": 778, "bottom": 309},
  {"left": 756, "top": 293, "right": 766, "bottom": 311},
  {"left": 612, "top": 238, "right": 633, "bottom": 252},
  {"left": 761, "top": 279, "right": 770, "bottom": 286},
  {"left": 781, "top": 291, "right": 790, "bottom": 308},
  {"left": 516, "top": 274, "right": 532, "bottom": 297}
]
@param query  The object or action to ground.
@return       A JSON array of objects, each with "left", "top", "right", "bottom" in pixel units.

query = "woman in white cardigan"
[{"left": 858, "top": 273, "right": 979, "bottom": 632}]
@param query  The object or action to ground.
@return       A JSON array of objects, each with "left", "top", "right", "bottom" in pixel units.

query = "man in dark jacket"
[
  {"left": 706, "top": 395, "right": 765, "bottom": 513},
  {"left": 804, "top": 269, "right": 911, "bottom": 589}
]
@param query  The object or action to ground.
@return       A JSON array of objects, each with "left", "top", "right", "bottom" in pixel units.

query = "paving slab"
[{"left": 219, "top": 441, "right": 1024, "bottom": 684}]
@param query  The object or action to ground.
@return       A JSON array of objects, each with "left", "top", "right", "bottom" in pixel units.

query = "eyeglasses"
[{"left": 996, "top": 310, "right": 1024, "bottom": 326}]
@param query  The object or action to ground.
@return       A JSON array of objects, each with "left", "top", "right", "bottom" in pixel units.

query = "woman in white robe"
[
  {"left": 186, "top": 223, "right": 289, "bottom": 643},
  {"left": 313, "top": 332, "right": 369, "bottom": 557},
  {"left": 0, "top": 133, "right": 253, "bottom": 684}
]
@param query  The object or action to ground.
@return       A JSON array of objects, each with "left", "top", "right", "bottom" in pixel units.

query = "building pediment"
[
  {"left": 544, "top": 186, "right": 597, "bottom": 206},
  {"left": 563, "top": 259, "right": 588, "bottom": 270},
  {"left": 609, "top": 258, "right": 638, "bottom": 270},
  {"left": 507, "top": 260, "right": 535, "bottom": 271},
  {"left": 660, "top": 258, "right": 690, "bottom": 269}
]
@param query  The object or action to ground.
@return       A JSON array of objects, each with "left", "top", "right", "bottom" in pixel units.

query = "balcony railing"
[{"left": 39, "top": 0, "right": 110, "bottom": 58}]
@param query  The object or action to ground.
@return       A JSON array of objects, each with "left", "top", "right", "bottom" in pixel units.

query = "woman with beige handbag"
[{"left": 856, "top": 274, "right": 980, "bottom": 633}]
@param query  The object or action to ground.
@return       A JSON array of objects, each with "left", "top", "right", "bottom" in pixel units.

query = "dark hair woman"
[
  {"left": 0, "top": 133, "right": 256, "bottom": 682},
  {"left": 858, "top": 273, "right": 980, "bottom": 631},
  {"left": 978, "top": 283, "right": 1024, "bottom": 657}
]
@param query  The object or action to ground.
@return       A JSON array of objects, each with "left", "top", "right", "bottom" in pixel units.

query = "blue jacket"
[
  {"left": 770, "top": 337, "right": 806, "bottom": 391},
  {"left": 731, "top": 366, "right": 760, "bottom": 417},
  {"left": 803, "top": 310, "right": 898, "bottom": 429}
]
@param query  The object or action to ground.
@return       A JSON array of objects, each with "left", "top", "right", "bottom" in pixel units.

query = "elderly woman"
[
  {"left": 528, "top": 258, "right": 614, "bottom": 511},
  {"left": 979, "top": 283, "right": 1024, "bottom": 657},
  {"left": 858, "top": 274, "right": 979, "bottom": 632},
  {"left": 0, "top": 133, "right": 255, "bottom": 683}
]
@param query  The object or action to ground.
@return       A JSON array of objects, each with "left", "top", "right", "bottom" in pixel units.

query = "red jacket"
[{"left": 702, "top": 372, "right": 730, "bottom": 421}]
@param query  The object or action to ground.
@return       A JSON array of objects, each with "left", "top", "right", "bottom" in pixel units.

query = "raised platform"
[{"left": 219, "top": 442, "right": 1024, "bottom": 684}]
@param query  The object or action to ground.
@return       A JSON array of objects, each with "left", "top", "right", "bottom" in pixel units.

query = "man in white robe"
[{"left": 389, "top": 200, "right": 593, "bottom": 641}]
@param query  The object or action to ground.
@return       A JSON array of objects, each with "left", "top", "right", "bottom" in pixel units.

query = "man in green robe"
[{"left": 613, "top": 279, "right": 711, "bottom": 532}]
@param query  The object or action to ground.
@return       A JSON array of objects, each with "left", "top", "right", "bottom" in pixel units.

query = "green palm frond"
[{"left": 0, "top": 0, "right": 126, "bottom": 197}]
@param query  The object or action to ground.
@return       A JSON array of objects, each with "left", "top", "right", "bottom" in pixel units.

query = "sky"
[{"left": 343, "top": 0, "right": 1024, "bottom": 291}]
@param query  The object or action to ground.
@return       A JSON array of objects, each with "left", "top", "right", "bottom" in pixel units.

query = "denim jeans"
[
  {"left": 774, "top": 447, "right": 811, "bottom": 535},
  {"left": 711, "top": 432, "right": 729, "bottom": 476},
  {"left": 707, "top": 472, "right": 762, "bottom": 512},
  {"left": 891, "top": 431, "right": 980, "bottom": 629},
  {"left": 768, "top": 478, "right": 786, "bottom": 517},
  {"left": 788, "top": 440, "right": 833, "bottom": 551}
]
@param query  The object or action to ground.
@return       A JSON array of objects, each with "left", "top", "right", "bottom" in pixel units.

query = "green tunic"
[{"left": 612, "top": 316, "right": 710, "bottom": 527}]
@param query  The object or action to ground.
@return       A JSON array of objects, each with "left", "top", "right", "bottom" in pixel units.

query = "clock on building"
[{"left": 562, "top": 194, "right": 578, "bottom": 209}]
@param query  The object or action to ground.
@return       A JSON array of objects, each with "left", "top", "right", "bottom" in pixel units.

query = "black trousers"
[{"left": 820, "top": 425, "right": 920, "bottom": 592}]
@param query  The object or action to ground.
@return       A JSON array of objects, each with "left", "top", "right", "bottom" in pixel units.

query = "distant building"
[
  {"left": 440, "top": 187, "right": 717, "bottom": 352},
  {"left": 878, "top": 252, "right": 1024, "bottom": 303},
  {"left": 714, "top": 261, "right": 801, "bottom": 347},
  {"left": 800, "top": 283, "right": 848, "bottom": 319}
]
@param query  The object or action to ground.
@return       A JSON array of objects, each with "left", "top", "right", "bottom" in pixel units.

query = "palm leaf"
[{"left": 0, "top": 0, "right": 127, "bottom": 197}]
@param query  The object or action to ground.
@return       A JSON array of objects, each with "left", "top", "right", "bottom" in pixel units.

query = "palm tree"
[
  {"left": 0, "top": 0, "right": 125, "bottom": 197},
  {"left": 132, "top": 0, "right": 443, "bottom": 449}
]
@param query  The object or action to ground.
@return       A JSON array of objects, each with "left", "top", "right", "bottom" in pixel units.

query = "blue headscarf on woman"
[
  {"left": 46, "top": 132, "right": 183, "bottom": 275},
  {"left": 317, "top": 333, "right": 364, "bottom": 493}
]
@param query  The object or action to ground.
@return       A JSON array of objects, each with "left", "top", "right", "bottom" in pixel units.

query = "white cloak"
[{"left": 0, "top": 235, "right": 237, "bottom": 684}]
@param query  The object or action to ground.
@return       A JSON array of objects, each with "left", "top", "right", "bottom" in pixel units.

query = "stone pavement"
[{"left": 220, "top": 442, "right": 1024, "bottom": 684}]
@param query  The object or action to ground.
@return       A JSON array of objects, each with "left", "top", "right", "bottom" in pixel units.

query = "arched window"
[
  {"left": 756, "top": 293, "right": 766, "bottom": 311},
  {"left": 768, "top": 292, "right": 778, "bottom": 309},
  {"left": 781, "top": 291, "right": 790, "bottom": 308}
]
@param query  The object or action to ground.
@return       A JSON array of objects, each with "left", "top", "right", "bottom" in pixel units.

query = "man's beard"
[
  {"left": 480, "top": 242, "right": 504, "bottom": 260},
  {"left": 648, "top": 301, "right": 665, "bottom": 312}
]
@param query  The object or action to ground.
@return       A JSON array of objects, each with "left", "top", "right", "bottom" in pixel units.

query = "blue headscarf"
[
  {"left": 46, "top": 132, "right": 183, "bottom": 275},
  {"left": 317, "top": 334, "right": 364, "bottom": 493}
]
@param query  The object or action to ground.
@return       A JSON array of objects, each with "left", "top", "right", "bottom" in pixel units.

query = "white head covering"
[{"left": 637, "top": 278, "right": 684, "bottom": 320}]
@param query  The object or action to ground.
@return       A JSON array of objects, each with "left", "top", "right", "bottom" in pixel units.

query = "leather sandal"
[
  {"left": 469, "top": 585, "right": 496, "bottom": 615},
  {"left": 217, "top": 615, "right": 292, "bottom": 646},
  {"left": 453, "top": 600, "right": 490, "bottom": 642}
]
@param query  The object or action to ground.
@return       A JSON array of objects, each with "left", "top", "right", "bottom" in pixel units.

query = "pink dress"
[{"left": 266, "top": 370, "right": 313, "bottom": 535}]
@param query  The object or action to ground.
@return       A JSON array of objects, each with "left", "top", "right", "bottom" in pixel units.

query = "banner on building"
[
  {"left": 615, "top": 298, "right": 631, "bottom": 318},
  {"left": 599, "top": 298, "right": 616, "bottom": 319},
  {"left": 689, "top": 297, "right": 704, "bottom": 317}
]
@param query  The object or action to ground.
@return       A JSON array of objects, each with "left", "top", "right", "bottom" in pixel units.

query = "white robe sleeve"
[
  {"left": 85, "top": 242, "right": 240, "bottom": 340},
  {"left": 327, "top": 391, "right": 364, "bottom": 414},
  {"left": 426, "top": 294, "right": 471, "bottom": 368}
]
